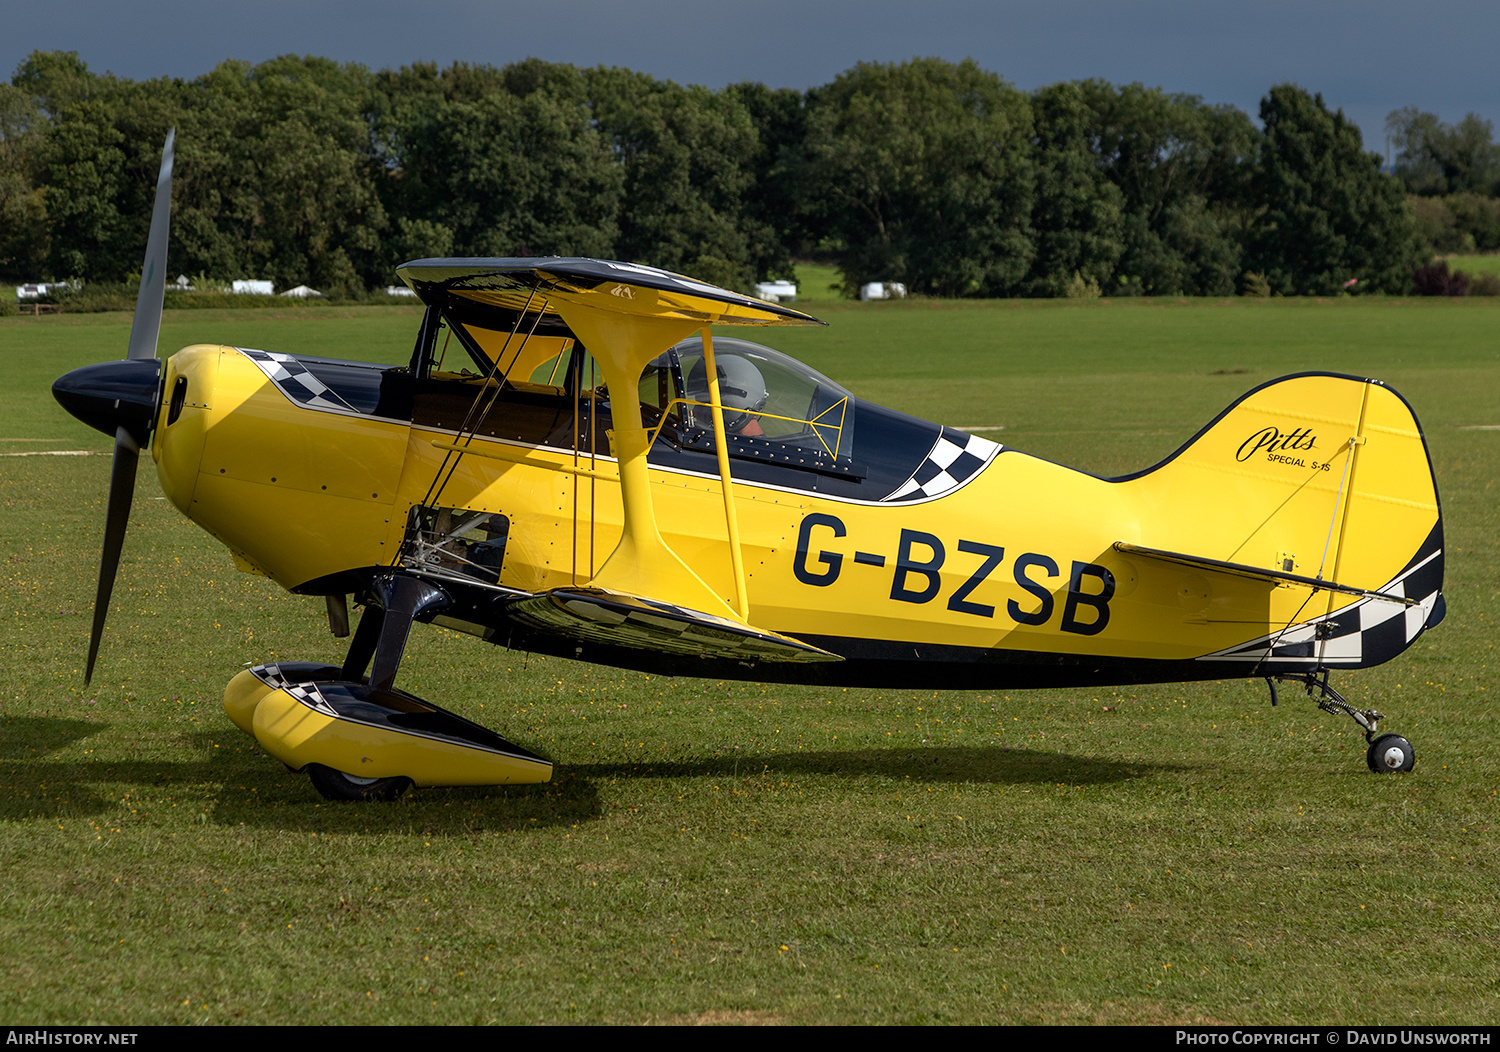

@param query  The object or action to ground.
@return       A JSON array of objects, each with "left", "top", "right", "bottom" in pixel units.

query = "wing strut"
[
  {"left": 396, "top": 263, "right": 838, "bottom": 663},
  {"left": 548, "top": 302, "right": 738, "bottom": 619},
  {"left": 701, "top": 328, "right": 750, "bottom": 620}
]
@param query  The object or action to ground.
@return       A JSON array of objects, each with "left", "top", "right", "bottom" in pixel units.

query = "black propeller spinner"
[{"left": 52, "top": 129, "right": 175, "bottom": 683}]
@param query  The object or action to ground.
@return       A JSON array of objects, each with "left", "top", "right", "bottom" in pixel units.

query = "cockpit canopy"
[{"left": 643, "top": 337, "right": 856, "bottom": 466}]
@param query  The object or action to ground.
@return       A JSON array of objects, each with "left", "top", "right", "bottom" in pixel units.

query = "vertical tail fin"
[{"left": 1123, "top": 372, "right": 1442, "bottom": 669}]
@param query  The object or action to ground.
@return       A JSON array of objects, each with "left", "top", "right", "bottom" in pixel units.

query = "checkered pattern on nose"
[{"left": 240, "top": 348, "right": 359, "bottom": 413}]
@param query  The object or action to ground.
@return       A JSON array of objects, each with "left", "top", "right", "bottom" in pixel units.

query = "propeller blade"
[
  {"left": 85, "top": 427, "right": 140, "bottom": 684},
  {"left": 125, "top": 127, "right": 174, "bottom": 362},
  {"left": 79, "top": 129, "right": 174, "bottom": 682}
]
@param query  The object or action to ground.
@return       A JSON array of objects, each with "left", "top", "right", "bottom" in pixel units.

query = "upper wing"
[{"left": 396, "top": 257, "right": 825, "bottom": 329}]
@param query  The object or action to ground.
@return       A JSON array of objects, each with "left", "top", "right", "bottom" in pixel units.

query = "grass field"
[
  {"left": 1447, "top": 255, "right": 1500, "bottom": 279},
  {"left": 1, "top": 297, "right": 1497, "bottom": 1024},
  {"left": 792, "top": 262, "right": 848, "bottom": 302}
]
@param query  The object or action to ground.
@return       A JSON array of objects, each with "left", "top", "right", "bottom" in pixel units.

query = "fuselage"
[{"left": 147, "top": 327, "right": 1443, "bottom": 690}]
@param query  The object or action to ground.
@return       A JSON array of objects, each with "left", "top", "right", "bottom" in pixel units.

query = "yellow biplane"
[{"left": 54, "top": 134, "right": 1445, "bottom": 800}]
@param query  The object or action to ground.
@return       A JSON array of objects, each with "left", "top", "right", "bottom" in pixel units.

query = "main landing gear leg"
[
  {"left": 305, "top": 574, "right": 451, "bottom": 802},
  {"left": 342, "top": 573, "right": 450, "bottom": 690},
  {"left": 234, "top": 574, "right": 549, "bottom": 800},
  {"left": 1266, "top": 671, "right": 1415, "bottom": 773}
]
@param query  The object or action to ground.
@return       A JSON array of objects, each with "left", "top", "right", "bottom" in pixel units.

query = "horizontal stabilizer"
[
  {"left": 1112, "top": 542, "right": 1417, "bottom": 606},
  {"left": 507, "top": 588, "right": 842, "bottom": 664}
]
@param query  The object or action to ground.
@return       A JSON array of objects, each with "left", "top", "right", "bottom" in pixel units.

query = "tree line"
[
  {"left": 1386, "top": 107, "right": 1500, "bottom": 258},
  {"left": 0, "top": 50, "right": 1479, "bottom": 298}
]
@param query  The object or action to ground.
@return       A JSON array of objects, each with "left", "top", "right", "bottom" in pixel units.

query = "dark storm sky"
[{"left": 5, "top": 0, "right": 1495, "bottom": 148}]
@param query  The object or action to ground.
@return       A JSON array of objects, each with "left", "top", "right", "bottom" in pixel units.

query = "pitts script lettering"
[{"left": 1237, "top": 426, "right": 1317, "bottom": 462}]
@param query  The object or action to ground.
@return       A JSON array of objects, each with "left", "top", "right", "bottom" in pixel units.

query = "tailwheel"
[
  {"left": 1270, "top": 670, "right": 1415, "bottom": 774},
  {"left": 1366, "top": 734, "right": 1416, "bottom": 774},
  {"left": 306, "top": 763, "right": 413, "bottom": 802}
]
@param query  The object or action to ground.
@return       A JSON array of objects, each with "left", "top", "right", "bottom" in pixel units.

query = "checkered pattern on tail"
[
  {"left": 1198, "top": 535, "right": 1443, "bottom": 669},
  {"left": 239, "top": 349, "right": 359, "bottom": 414},
  {"left": 884, "top": 428, "right": 1001, "bottom": 503}
]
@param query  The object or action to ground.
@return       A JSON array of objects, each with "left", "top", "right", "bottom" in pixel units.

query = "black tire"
[
  {"left": 1366, "top": 734, "right": 1416, "bottom": 774},
  {"left": 307, "top": 763, "right": 412, "bottom": 802}
]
